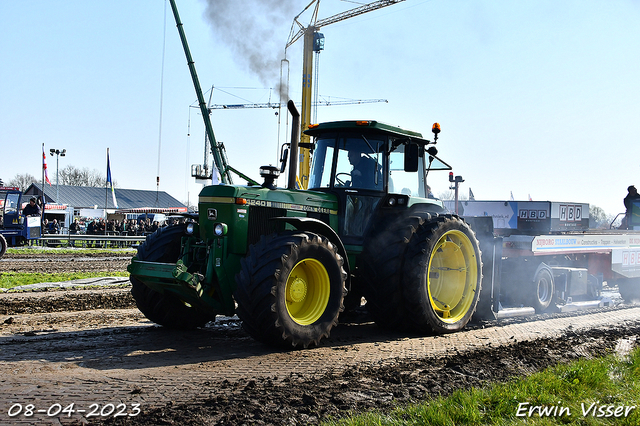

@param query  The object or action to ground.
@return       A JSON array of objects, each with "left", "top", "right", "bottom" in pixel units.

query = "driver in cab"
[{"left": 347, "top": 150, "right": 381, "bottom": 189}]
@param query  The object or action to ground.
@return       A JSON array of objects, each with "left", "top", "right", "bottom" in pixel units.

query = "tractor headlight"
[
  {"left": 214, "top": 223, "right": 228, "bottom": 236},
  {"left": 384, "top": 194, "right": 409, "bottom": 208},
  {"left": 185, "top": 223, "right": 196, "bottom": 235}
]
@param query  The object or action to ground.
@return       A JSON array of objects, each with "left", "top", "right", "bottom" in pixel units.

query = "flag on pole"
[
  {"left": 107, "top": 149, "right": 118, "bottom": 208},
  {"left": 469, "top": 188, "right": 475, "bottom": 201},
  {"left": 510, "top": 191, "right": 515, "bottom": 201},
  {"left": 42, "top": 145, "right": 51, "bottom": 185},
  {"left": 528, "top": 194, "right": 532, "bottom": 201}
]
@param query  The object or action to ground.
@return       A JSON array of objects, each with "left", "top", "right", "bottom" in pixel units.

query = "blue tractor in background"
[{"left": 0, "top": 187, "right": 41, "bottom": 258}]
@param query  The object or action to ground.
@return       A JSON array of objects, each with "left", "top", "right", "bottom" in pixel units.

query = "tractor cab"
[
  {"left": 0, "top": 187, "right": 41, "bottom": 256},
  {"left": 304, "top": 120, "right": 451, "bottom": 244},
  {"left": 0, "top": 187, "right": 23, "bottom": 230}
]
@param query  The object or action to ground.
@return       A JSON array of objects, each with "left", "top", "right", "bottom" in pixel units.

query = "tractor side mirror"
[
  {"left": 404, "top": 143, "right": 419, "bottom": 172},
  {"left": 279, "top": 145, "right": 289, "bottom": 173}
]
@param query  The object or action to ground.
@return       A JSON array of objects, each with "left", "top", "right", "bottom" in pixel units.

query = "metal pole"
[
  {"left": 105, "top": 148, "right": 109, "bottom": 210},
  {"left": 454, "top": 183, "right": 459, "bottom": 215},
  {"left": 56, "top": 154, "right": 59, "bottom": 202},
  {"left": 41, "top": 143, "right": 45, "bottom": 238},
  {"left": 298, "top": 28, "right": 315, "bottom": 190}
]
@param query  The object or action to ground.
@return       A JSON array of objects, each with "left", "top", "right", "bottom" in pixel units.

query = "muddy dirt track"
[
  {"left": 0, "top": 251, "right": 132, "bottom": 275},
  {"left": 1, "top": 251, "right": 639, "bottom": 426}
]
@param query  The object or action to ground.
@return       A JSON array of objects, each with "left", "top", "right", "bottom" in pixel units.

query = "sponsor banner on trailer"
[
  {"left": 549, "top": 202, "right": 589, "bottom": 231},
  {"left": 533, "top": 234, "right": 640, "bottom": 255},
  {"left": 612, "top": 245, "right": 640, "bottom": 278},
  {"left": 453, "top": 201, "right": 518, "bottom": 230}
]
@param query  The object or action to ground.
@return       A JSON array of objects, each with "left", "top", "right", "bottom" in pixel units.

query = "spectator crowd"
[{"left": 44, "top": 216, "right": 187, "bottom": 235}]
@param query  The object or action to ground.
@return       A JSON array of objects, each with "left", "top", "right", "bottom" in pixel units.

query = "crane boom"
[
  {"left": 207, "top": 98, "right": 388, "bottom": 110},
  {"left": 316, "top": 0, "right": 404, "bottom": 27},
  {"left": 286, "top": 0, "right": 405, "bottom": 48}
]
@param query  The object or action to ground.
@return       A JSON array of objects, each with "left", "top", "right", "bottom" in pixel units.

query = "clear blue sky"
[{"left": 1, "top": 0, "right": 639, "bottom": 216}]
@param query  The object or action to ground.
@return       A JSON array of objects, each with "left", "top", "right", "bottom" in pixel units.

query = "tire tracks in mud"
[
  {"left": 1, "top": 252, "right": 640, "bottom": 425},
  {"left": 0, "top": 291, "right": 639, "bottom": 425}
]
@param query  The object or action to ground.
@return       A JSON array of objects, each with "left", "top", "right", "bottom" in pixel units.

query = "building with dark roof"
[
  {"left": 25, "top": 183, "right": 186, "bottom": 210},
  {"left": 23, "top": 183, "right": 188, "bottom": 231}
]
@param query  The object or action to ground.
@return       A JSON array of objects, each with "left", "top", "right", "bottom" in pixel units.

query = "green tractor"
[
  {"left": 127, "top": 0, "right": 483, "bottom": 349},
  {"left": 128, "top": 105, "right": 483, "bottom": 349}
]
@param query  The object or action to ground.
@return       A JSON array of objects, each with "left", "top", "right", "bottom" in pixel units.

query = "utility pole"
[
  {"left": 49, "top": 148, "right": 66, "bottom": 203},
  {"left": 449, "top": 172, "right": 464, "bottom": 215}
]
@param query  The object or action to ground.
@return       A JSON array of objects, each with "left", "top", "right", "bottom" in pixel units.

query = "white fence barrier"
[{"left": 36, "top": 234, "right": 147, "bottom": 248}]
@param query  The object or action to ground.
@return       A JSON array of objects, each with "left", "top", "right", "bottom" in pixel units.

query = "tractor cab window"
[
  {"left": 335, "top": 137, "right": 384, "bottom": 191},
  {"left": 308, "top": 135, "right": 384, "bottom": 190},
  {"left": 388, "top": 146, "right": 425, "bottom": 197},
  {"left": 309, "top": 138, "right": 334, "bottom": 188},
  {"left": 0, "top": 191, "right": 6, "bottom": 228},
  {"left": 387, "top": 140, "right": 452, "bottom": 198},
  {"left": 4, "top": 192, "right": 19, "bottom": 215}
]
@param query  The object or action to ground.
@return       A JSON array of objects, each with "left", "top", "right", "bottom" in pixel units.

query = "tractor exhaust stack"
[{"left": 287, "top": 100, "right": 301, "bottom": 190}]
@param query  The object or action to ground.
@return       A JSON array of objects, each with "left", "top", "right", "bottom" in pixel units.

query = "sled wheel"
[
  {"left": 531, "top": 265, "right": 554, "bottom": 313},
  {"left": 235, "top": 231, "right": 346, "bottom": 349},
  {"left": 130, "top": 225, "right": 212, "bottom": 329},
  {"left": 403, "top": 215, "right": 482, "bottom": 334},
  {"left": 617, "top": 278, "right": 640, "bottom": 302}
]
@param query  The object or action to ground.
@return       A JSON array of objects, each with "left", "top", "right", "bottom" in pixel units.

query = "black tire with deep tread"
[
  {"left": 130, "top": 225, "right": 212, "bottom": 329},
  {"left": 402, "top": 214, "right": 483, "bottom": 334},
  {"left": 359, "top": 215, "right": 428, "bottom": 329},
  {"left": 0, "top": 234, "right": 6, "bottom": 259},
  {"left": 234, "top": 231, "right": 347, "bottom": 349}
]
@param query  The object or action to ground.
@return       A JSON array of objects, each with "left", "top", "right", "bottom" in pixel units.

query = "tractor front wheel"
[
  {"left": 235, "top": 232, "right": 346, "bottom": 349},
  {"left": 402, "top": 215, "right": 482, "bottom": 334},
  {"left": 130, "top": 225, "right": 212, "bottom": 329}
]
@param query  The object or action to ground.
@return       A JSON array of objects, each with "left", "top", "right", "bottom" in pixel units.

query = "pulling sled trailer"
[{"left": 453, "top": 200, "right": 640, "bottom": 320}]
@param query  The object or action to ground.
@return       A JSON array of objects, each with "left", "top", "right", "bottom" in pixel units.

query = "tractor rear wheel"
[
  {"left": 235, "top": 231, "right": 346, "bottom": 349},
  {"left": 402, "top": 215, "right": 482, "bottom": 334},
  {"left": 359, "top": 215, "right": 426, "bottom": 329},
  {"left": 0, "top": 234, "right": 6, "bottom": 259},
  {"left": 130, "top": 225, "right": 212, "bottom": 329}
]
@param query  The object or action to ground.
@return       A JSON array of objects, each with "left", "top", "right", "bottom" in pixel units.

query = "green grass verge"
[
  {"left": 323, "top": 347, "right": 640, "bottom": 426},
  {"left": 0, "top": 271, "right": 130, "bottom": 289}
]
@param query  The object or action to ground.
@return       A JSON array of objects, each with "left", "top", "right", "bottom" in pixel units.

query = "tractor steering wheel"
[{"left": 335, "top": 172, "right": 351, "bottom": 187}]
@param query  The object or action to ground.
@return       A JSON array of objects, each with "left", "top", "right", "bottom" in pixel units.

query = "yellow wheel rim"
[
  {"left": 285, "top": 258, "right": 331, "bottom": 325},
  {"left": 427, "top": 229, "right": 478, "bottom": 323}
]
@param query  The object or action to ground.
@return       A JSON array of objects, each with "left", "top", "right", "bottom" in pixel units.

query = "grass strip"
[
  {"left": 324, "top": 347, "right": 640, "bottom": 425},
  {"left": 0, "top": 271, "right": 130, "bottom": 289}
]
